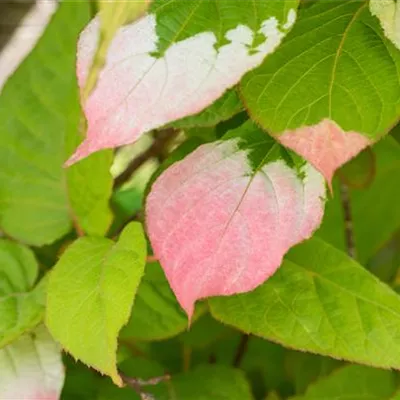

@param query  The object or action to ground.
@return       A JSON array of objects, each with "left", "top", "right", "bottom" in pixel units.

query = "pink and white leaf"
[
  {"left": 278, "top": 119, "right": 371, "bottom": 188},
  {"left": 67, "top": 9, "right": 296, "bottom": 165},
  {"left": 0, "top": 325, "right": 64, "bottom": 400},
  {"left": 146, "top": 140, "right": 326, "bottom": 318}
]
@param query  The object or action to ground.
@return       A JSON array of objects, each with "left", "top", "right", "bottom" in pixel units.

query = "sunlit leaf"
[
  {"left": 146, "top": 121, "right": 325, "bottom": 317},
  {"left": 46, "top": 222, "right": 146, "bottom": 385}
]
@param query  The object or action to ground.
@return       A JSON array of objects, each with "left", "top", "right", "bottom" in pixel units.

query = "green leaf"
[
  {"left": 0, "top": 1, "right": 91, "bottom": 245},
  {"left": 120, "top": 262, "right": 206, "bottom": 341},
  {"left": 315, "top": 179, "right": 346, "bottom": 252},
  {"left": 285, "top": 351, "right": 342, "bottom": 395},
  {"left": 0, "top": 325, "right": 64, "bottom": 399},
  {"left": 0, "top": 0, "right": 113, "bottom": 242},
  {"left": 46, "top": 222, "right": 147, "bottom": 385},
  {"left": 266, "top": 392, "right": 281, "bottom": 400},
  {"left": 317, "top": 137, "right": 400, "bottom": 263},
  {"left": 351, "top": 137, "right": 400, "bottom": 263},
  {"left": 148, "top": 365, "right": 254, "bottom": 400},
  {"left": 337, "top": 148, "right": 375, "bottom": 189},
  {"left": 96, "top": 356, "right": 166, "bottom": 400},
  {"left": 178, "top": 313, "right": 234, "bottom": 349},
  {"left": 210, "top": 237, "right": 400, "bottom": 369},
  {"left": 392, "top": 389, "right": 400, "bottom": 400},
  {"left": 0, "top": 240, "right": 45, "bottom": 348},
  {"left": 61, "top": 357, "right": 103, "bottom": 400},
  {"left": 0, "top": 279, "right": 46, "bottom": 349},
  {"left": 0, "top": 239, "right": 38, "bottom": 292},
  {"left": 241, "top": 0, "right": 400, "bottom": 139},
  {"left": 66, "top": 133, "right": 113, "bottom": 237},
  {"left": 241, "top": 337, "right": 290, "bottom": 397},
  {"left": 168, "top": 89, "right": 244, "bottom": 129},
  {"left": 149, "top": 0, "right": 298, "bottom": 55},
  {"left": 291, "top": 365, "right": 397, "bottom": 400}
]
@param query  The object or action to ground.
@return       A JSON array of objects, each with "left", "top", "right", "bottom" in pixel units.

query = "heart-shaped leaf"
[
  {"left": 241, "top": 0, "right": 400, "bottom": 186},
  {"left": 146, "top": 121, "right": 325, "bottom": 318},
  {"left": 46, "top": 222, "right": 146, "bottom": 385},
  {"left": 67, "top": 0, "right": 298, "bottom": 165},
  {"left": 210, "top": 237, "right": 400, "bottom": 369}
]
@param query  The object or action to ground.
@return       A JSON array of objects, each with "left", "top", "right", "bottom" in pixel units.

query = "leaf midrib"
[{"left": 328, "top": 2, "right": 367, "bottom": 118}]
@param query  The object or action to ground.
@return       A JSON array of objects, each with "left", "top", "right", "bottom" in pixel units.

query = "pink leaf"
[
  {"left": 146, "top": 139, "right": 326, "bottom": 318},
  {"left": 67, "top": 7, "right": 296, "bottom": 165},
  {"left": 278, "top": 119, "right": 371, "bottom": 189},
  {"left": 0, "top": 326, "right": 64, "bottom": 400}
]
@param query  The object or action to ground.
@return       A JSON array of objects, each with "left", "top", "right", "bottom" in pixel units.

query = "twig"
[
  {"left": 114, "top": 128, "right": 178, "bottom": 189},
  {"left": 183, "top": 344, "right": 191, "bottom": 372},
  {"left": 147, "top": 254, "right": 158, "bottom": 263},
  {"left": 233, "top": 334, "right": 250, "bottom": 367},
  {"left": 339, "top": 182, "right": 357, "bottom": 259},
  {"left": 119, "top": 371, "right": 170, "bottom": 400}
]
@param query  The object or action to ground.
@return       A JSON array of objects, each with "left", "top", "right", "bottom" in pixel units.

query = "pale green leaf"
[
  {"left": 46, "top": 222, "right": 147, "bottom": 385},
  {"left": 291, "top": 365, "right": 397, "bottom": 400},
  {"left": 66, "top": 135, "right": 113, "bottom": 237},
  {"left": 210, "top": 237, "right": 400, "bottom": 369},
  {"left": 0, "top": 325, "right": 64, "bottom": 399},
  {"left": 0, "top": 1, "right": 113, "bottom": 245},
  {"left": 82, "top": 0, "right": 151, "bottom": 99},
  {"left": 370, "top": 0, "right": 400, "bottom": 50},
  {"left": 241, "top": 0, "right": 400, "bottom": 140},
  {"left": 0, "top": 240, "right": 45, "bottom": 348}
]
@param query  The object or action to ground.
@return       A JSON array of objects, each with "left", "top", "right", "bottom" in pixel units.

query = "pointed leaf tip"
[
  {"left": 146, "top": 135, "right": 325, "bottom": 318},
  {"left": 278, "top": 119, "right": 371, "bottom": 188}
]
